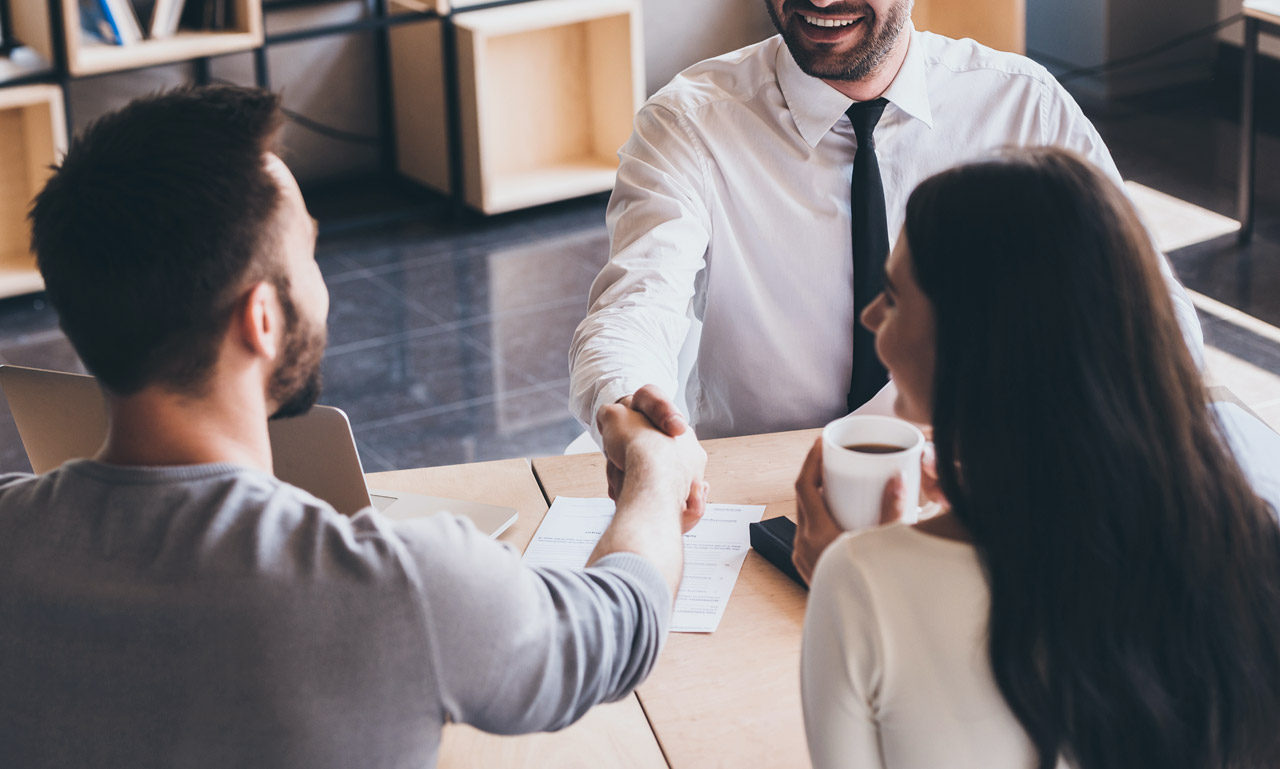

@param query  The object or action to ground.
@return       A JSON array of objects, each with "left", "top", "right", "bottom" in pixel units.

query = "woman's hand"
[{"left": 793, "top": 439, "right": 916, "bottom": 585}]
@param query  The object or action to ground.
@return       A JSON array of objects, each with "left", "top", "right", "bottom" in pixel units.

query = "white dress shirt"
[
  {"left": 569, "top": 29, "right": 1202, "bottom": 439},
  {"left": 800, "top": 403, "right": 1280, "bottom": 769}
]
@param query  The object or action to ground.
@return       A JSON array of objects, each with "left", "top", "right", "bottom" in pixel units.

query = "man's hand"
[
  {"left": 596, "top": 400, "right": 708, "bottom": 533},
  {"left": 592, "top": 401, "right": 708, "bottom": 598},
  {"left": 619, "top": 385, "right": 688, "bottom": 437},
  {"left": 600, "top": 385, "right": 704, "bottom": 529}
]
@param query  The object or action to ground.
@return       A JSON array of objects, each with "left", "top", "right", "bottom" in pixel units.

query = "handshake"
[
  {"left": 596, "top": 385, "right": 709, "bottom": 534},
  {"left": 587, "top": 384, "right": 707, "bottom": 596},
  {"left": 597, "top": 385, "right": 947, "bottom": 591}
]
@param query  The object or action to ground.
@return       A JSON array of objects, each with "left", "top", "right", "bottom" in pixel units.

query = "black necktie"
[{"left": 846, "top": 98, "right": 890, "bottom": 413}]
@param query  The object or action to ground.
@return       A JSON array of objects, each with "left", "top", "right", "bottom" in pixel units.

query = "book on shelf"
[
  {"left": 148, "top": 0, "right": 188, "bottom": 38},
  {"left": 107, "top": 0, "right": 144, "bottom": 43},
  {"left": 79, "top": 0, "right": 123, "bottom": 44},
  {"left": 79, "top": 0, "right": 198, "bottom": 43},
  {"left": 78, "top": 0, "right": 143, "bottom": 45}
]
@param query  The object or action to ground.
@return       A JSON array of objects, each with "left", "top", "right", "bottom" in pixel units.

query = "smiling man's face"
[{"left": 766, "top": 0, "right": 912, "bottom": 82}]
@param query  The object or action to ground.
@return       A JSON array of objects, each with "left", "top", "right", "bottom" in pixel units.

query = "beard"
[
  {"left": 767, "top": 0, "right": 912, "bottom": 82},
  {"left": 267, "top": 278, "right": 327, "bottom": 421}
]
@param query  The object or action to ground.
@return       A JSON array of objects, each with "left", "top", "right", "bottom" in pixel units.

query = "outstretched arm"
[
  {"left": 401, "top": 400, "right": 706, "bottom": 736},
  {"left": 569, "top": 102, "right": 712, "bottom": 441}
]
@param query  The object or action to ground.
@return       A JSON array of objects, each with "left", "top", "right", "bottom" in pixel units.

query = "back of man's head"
[{"left": 30, "top": 85, "right": 285, "bottom": 396}]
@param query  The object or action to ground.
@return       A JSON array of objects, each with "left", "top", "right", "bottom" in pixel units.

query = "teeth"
[{"left": 800, "top": 14, "right": 859, "bottom": 28}]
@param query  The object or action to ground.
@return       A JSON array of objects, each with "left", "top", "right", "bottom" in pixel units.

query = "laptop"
[{"left": 0, "top": 364, "right": 518, "bottom": 538}]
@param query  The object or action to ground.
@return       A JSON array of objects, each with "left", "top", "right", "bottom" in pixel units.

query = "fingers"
[
  {"left": 596, "top": 402, "right": 652, "bottom": 468},
  {"left": 793, "top": 439, "right": 840, "bottom": 585},
  {"left": 792, "top": 546, "right": 816, "bottom": 586},
  {"left": 680, "top": 480, "right": 709, "bottom": 533},
  {"left": 605, "top": 460, "right": 624, "bottom": 502},
  {"left": 595, "top": 402, "right": 628, "bottom": 436},
  {"left": 631, "top": 385, "right": 687, "bottom": 437},
  {"left": 878, "top": 473, "right": 908, "bottom": 526},
  {"left": 598, "top": 395, "right": 703, "bottom": 517},
  {"left": 793, "top": 439, "right": 826, "bottom": 520}
]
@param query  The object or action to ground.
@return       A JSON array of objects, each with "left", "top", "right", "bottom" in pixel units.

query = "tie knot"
[{"left": 845, "top": 98, "right": 889, "bottom": 142}]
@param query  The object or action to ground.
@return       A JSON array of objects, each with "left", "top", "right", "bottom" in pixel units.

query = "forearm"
[
  {"left": 588, "top": 457, "right": 688, "bottom": 598},
  {"left": 407, "top": 514, "right": 672, "bottom": 733},
  {"left": 570, "top": 103, "right": 709, "bottom": 435}
]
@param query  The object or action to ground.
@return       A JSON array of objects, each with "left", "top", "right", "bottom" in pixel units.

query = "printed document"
[{"left": 523, "top": 497, "right": 765, "bottom": 633}]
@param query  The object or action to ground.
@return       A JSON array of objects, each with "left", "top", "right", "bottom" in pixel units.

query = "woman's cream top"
[{"left": 801, "top": 402, "right": 1280, "bottom": 769}]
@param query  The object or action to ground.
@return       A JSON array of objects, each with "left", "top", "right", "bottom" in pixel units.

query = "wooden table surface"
[
  {"left": 367, "top": 459, "right": 667, "bottom": 769},
  {"left": 531, "top": 428, "right": 821, "bottom": 769}
]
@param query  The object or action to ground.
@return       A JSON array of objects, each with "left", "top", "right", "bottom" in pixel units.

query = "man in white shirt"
[{"left": 569, "top": 0, "right": 1202, "bottom": 445}]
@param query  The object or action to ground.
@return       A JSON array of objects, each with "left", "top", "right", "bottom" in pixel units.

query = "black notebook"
[{"left": 748, "top": 516, "right": 807, "bottom": 589}]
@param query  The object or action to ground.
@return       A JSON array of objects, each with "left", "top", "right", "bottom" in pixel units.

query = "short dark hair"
[{"left": 30, "top": 85, "right": 286, "bottom": 395}]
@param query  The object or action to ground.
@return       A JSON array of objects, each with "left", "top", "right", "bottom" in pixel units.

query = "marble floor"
[{"left": 1, "top": 84, "right": 1278, "bottom": 474}]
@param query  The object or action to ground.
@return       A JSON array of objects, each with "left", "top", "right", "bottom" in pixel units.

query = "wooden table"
[
  {"left": 532, "top": 429, "right": 820, "bottom": 769},
  {"left": 367, "top": 459, "right": 667, "bottom": 769}
]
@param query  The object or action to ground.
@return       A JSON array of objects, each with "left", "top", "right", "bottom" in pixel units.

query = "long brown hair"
[{"left": 903, "top": 147, "right": 1280, "bottom": 769}]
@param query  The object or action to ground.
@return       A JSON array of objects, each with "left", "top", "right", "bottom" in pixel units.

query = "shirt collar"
[{"left": 776, "top": 25, "right": 935, "bottom": 148}]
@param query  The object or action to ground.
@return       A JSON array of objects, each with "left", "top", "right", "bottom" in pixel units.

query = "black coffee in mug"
[{"left": 842, "top": 443, "right": 906, "bottom": 454}]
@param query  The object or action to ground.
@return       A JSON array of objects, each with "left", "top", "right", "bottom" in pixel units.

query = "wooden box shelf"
[
  {"left": 914, "top": 0, "right": 1025, "bottom": 54},
  {"left": 9, "top": 0, "right": 264, "bottom": 77},
  {"left": 391, "top": 0, "right": 644, "bottom": 214},
  {"left": 0, "top": 84, "right": 67, "bottom": 299}
]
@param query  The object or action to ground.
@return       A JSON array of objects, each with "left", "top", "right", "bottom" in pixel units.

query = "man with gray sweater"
[{"left": 0, "top": 86, "right": 707, "bottom": 768}]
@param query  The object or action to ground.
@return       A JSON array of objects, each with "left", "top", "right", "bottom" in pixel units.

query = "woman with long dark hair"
[{"left": 794, "top": 147, "right": 1280, "bottom": 769}]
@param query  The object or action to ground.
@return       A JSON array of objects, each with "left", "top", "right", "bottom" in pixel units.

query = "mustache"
[{"left": 783, "top": 0, "right": 873, "bottom": 15}]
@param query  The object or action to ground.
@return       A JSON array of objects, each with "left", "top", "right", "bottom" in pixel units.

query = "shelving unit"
[
  {"left": 0, "top": 0, "right": 440, "bottom": 300},
  {"left": 392, "top": 0, "right": 643, "bottom": 214},
  {"left": 0, "top": 83, "right": 66, "bottom": 299},
  {"left": 388, "top": 4, "right": 449, "bottom": 193},
  {"left": 0, "top": 0, "right": 642, "bottom": 300},
  {"left": 8, "top": 0, "right": 263, "bottom": 76},
  {"left": 65, "top": 11, "right": 263, "bottom": 76}
]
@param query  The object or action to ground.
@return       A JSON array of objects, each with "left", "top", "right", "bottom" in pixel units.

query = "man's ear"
[{"left": 234, "top": 281, "right": 282, "bottom": 362}]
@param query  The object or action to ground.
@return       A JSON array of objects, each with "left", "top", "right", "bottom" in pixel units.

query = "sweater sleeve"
[
  {"left": 388, "top": 511, "right": 672, "bottom": 734},
  {"left": 801, "top": 535, "right": 887, "bottom": 769}
]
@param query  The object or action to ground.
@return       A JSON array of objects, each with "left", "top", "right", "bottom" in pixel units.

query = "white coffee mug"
[{"left": 821, "top": 415, "right": 925, "bottom": 531}]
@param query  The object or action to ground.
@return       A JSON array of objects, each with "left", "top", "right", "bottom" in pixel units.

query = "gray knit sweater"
[{"left": 0, "top": 460, "right": 671, "bottom": 768}]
